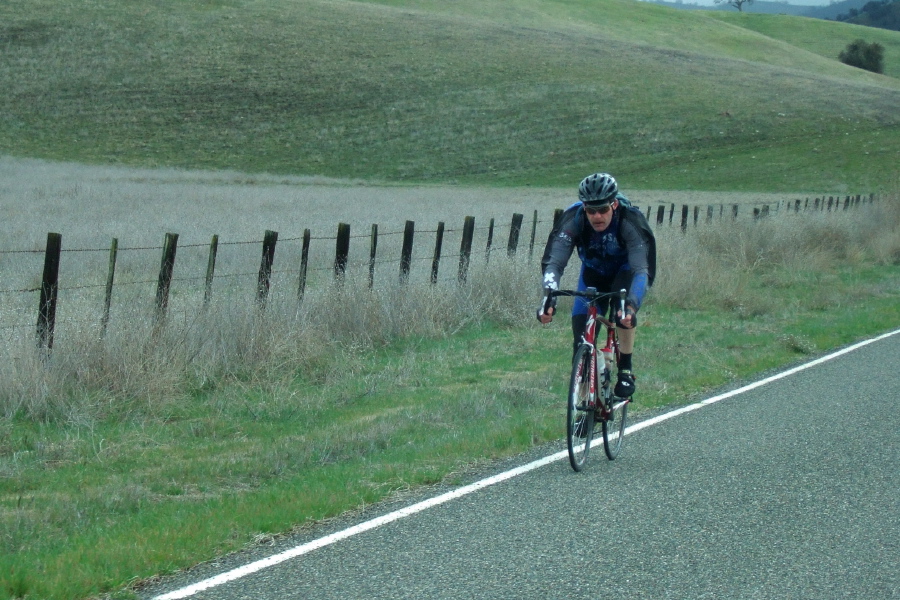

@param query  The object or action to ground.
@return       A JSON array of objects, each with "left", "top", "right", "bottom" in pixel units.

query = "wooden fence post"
[
  {"left": 458, "top": 216, "right": 475, "bottom": 284},
  {"left": 680, "top": 205, "right": 689, "bottom": 232},
  {"left": 507, "top": 213, "right": 523, "bottom": 257},
  {"left": 669, "top": 203, "right": 676, "bottom": 225},
  {"left": 553, "top": 208, "right": 564, "bottom": 228},
  {"left": 656, "top": 205, "right": 665, "bottom": 226},
  {"left": 528, "top": 210, "right": 538, "bottom": 260},
  {"left": 334, "top": 223, "right": 350, "bottom": 283},
  {"left": 431, "top": 222, "right": 445, "bottom": 285},
  {"left": 298, "top": 229, "right": 310, "bottom": 302},
  {"left": 203, "top": 234, "right": 218, "bottom": 309},
  {"left": 36, "top": 232, "right": 62, "bottom": 353},
  {"left": 485, "top": 218, "right": 495, "bottom": 263},
  {"left": 400, "top": 220, "right": 414, "bottom": 284},
  {"left": 693, "top": 205, "right": 700, "bottom": 227},
  {"left": 706, "top": 205, "right": 713, "bottom": 224},
  {"left": 732, "top": 204, "right": 739, "bottom": 220},
  {"left": 369, "top": 224, "right": 378, "bottom": 289},
  {"left": 257, "top": 230, "right": 278, "bottom": 308},
  {"left": 101, "top": 237, "right": 118, "bottom": 337},
  {"left": 155, "top": 233, "right": 178, "bottom": 322}
]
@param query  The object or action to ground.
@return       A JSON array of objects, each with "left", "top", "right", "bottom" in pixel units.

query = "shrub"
[{"left": 838, "top": 39, "right": 885, "bottom": 73}]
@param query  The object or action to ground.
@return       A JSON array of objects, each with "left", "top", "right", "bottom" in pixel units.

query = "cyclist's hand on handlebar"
[
  {"left": 616, "top": 305, "right": 637, "bottom": 329},
  {"left": 537, "top": 289, "right": 557, "bottom": 324}
]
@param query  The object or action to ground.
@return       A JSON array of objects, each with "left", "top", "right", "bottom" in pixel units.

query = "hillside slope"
[{"left": 1, "top": 0, "right": 898, "bottom": 191}]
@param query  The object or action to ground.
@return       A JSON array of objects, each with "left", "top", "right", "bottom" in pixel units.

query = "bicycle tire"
[
  {"left": 567, "top": 344, "right": 595, "bottom": 471},
  {"left": 601, "top": 389, "right": 628, "bottom": 460}
]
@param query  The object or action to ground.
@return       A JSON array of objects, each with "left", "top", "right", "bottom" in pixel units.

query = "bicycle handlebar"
[
  {"left": 542, "top": 287, "right": 627, "bottom": 320},
  {"left": 548, "top": 287, "right": 626, "bottom": 302}
]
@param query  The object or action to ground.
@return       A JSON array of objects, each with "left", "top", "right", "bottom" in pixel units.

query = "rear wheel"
[
  {"left": 567, "top": 344, "right": 595, "bottom": 471},
  {"left": 602, "top": 387, "right": 628, "bottom": 460}
]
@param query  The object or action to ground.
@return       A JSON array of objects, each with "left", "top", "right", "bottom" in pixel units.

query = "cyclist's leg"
[
  {"left": 570, "top": 266, "right": 597, "bottom": 357},
  {"left": 611, "top": 271, "right": 637, "bottom": 397}
]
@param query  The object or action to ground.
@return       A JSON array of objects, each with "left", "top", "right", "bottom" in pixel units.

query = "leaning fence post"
[
  {"left": 656, "top": 205, "right": 665, "bottom": 226},
  {"left": 101, "top": 237, "right": 118, "bottom": 337},
  {"left": 680, "top": 205, "right": 689, "bottom": 232},
  {"left": 203, "top": 234, "right": 218, "bottom": 309},
  {"left": 485, "top": 218, "right": 495, "bottom": 264},
  {"left": 155, "top": 233, "right": 178, "bottom": 322},
  {"left": 528, "top": 210, "right": 538, "bottom": 260},
  {"left": 334, "top": 223, "right": 350, "bottom": 284},
  {"left": 298, "top": 229, "right": 310, "bottom": 303},
  {"left": 507, "top": 213, "right": 523, "bottom": 257},
  {"left": 458, "top": 216, "right": 475, "bottom": 284},
  {"left": 257, "top": 230, "right": 278, "bottom": 308},
  {"left": 369, "top": 224, "right": 378, "bottom": 289},
  {"left": 36, "top": 232, "right": 62, "bottom": 354},
  {"left": 431, "top": 222, "right": 445, "bottom": 285},
  {"left": 400, "top": 220, "right": 414, "bottom": 284}
]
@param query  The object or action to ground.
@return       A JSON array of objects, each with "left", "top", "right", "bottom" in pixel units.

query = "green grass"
[
  {"left": 3, "top": 257, "right": 899, "bottom": 600},
  {"left": 2, "top": 1, "right": 900, "bottom": 598},
  {"left": 1, "top": 0, "right": 898, "bottom": 190},
  {"left": 705, "top": 11, "right": 900, "bottom": 80}
]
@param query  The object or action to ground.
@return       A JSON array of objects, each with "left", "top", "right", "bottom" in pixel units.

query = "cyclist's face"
[{"left": 585, "top": 200, "right": 617, "bottom": 232}]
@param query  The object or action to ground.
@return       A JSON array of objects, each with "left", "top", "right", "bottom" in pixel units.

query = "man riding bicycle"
[{"left": 537, "top": 173, "right": 654, "bottom": 398}]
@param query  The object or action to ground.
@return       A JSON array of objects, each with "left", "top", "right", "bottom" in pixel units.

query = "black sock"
[{"left": 618, "top": 353, "right": 633, "bottom": 371}]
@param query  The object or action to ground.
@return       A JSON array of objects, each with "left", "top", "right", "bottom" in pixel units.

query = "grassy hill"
[{"left": 1, "top": 0, "right": 898, "bottom": 192}]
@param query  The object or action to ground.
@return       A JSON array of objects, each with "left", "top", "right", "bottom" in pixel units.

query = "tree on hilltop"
[{"left": 714, "top": 0, "right": 755, "bottom": 11}]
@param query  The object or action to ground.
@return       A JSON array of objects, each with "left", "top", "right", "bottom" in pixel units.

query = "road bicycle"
[{"left": 545, "top": 288, "right": 631, "bottom": 471}]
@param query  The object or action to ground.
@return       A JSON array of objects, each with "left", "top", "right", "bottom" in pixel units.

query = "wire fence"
[{"left": 0, "top": 194, "right": 877, "bottom": 352}]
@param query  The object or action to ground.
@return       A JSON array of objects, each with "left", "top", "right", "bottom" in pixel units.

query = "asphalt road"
[{"left": 145, "top": 332, "right": 899, "bottom": 600}]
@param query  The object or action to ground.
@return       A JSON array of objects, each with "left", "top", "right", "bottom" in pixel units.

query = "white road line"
[{"left": 153, "top": 327, "right": 900, "bottom": 600}]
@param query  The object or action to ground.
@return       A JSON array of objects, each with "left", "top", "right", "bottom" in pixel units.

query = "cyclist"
[{"left": 537, "top": 172, "right": 653, "bottom": 398}]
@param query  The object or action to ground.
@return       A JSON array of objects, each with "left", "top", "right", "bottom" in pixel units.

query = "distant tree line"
[{"left": 834, "top": 0, "right": 900, "bottom": 31}]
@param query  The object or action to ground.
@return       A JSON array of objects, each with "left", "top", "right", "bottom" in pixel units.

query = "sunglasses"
[{"left": 583, "top": 204, "right": 612, "bottom": 215}]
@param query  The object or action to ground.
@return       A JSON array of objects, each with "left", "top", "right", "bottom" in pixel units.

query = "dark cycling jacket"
[{"left": 541, "top": 199, "right": 652, "bottom": 311}]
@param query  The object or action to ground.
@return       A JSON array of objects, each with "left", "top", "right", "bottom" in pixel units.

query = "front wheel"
[
  {"left": 567, "top": 344, "right": 595, "bottom": 471},
  {"left": 601, "top": 388, "right": 628, "bottom": 460}
]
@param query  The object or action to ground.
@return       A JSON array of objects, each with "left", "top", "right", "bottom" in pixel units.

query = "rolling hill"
[{"left": 0, "top": 0, "right": 898, "bottom": 191}]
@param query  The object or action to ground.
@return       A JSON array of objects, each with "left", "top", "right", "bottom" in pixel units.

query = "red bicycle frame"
[{"left": 581, "top": 302, "right": 620, "bottom": 414}]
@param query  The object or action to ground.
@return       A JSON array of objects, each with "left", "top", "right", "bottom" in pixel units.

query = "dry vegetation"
[
  {"left": 1, "top": 159, "right": 897, "bottom": 423},
  {"left": 1, "top": 162, "right": 897, "bottom": 600}
]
